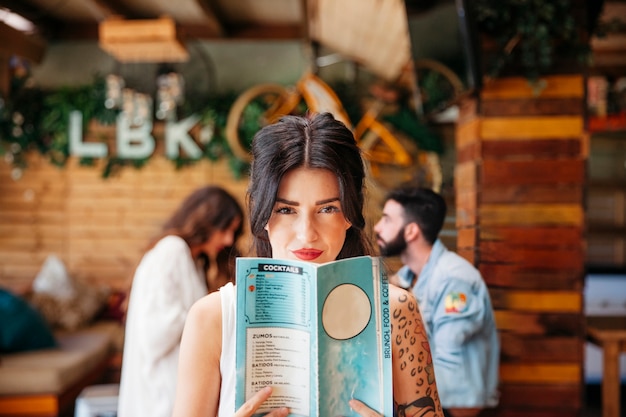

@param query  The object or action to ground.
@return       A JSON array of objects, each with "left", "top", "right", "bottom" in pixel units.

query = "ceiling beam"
[
  {"left": 197, "top": 0, "right": 237, "bottom": 37},
  {"left": 226, "top": 23, "right": 304, "bottom": 40},
  {"left": 193, "top": 0, "right": 305, "bottom": 40},
  {"left": 193, "top": 0, "right": 224, "bottom": 37},
  {"left": 0, "top": 0, "right": 63, "bottom": 39},
  {"left": 92, "top": 0, "right": 144, "bottom": 19},
  {"left": 0, "top": 0, "right": 305, "bottom": 41}
]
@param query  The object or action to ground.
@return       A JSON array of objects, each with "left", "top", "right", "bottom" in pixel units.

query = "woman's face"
[
  {"left": 199, "top": 216, "right": 241, "bottom": 258},
  {"left": 265, "top": 167, "right": 351, "bottom": 264}
]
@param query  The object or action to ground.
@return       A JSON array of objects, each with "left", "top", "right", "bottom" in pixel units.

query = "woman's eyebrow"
[
  {"left": 274, "top": 197, "right": 340, "bottom": 206},
  {"left": 316, "top": 197, "right": 341, "bottom": 205},
  {"left": 276, "top": 197, "right": 298, "bottom": 205}
]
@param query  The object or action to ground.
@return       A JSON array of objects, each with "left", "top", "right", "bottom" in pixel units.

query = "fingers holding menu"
[{"left": 234, "top": 386, "right": 289, "bottom": 417}]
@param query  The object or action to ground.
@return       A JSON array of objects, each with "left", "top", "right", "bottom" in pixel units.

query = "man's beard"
[{"left": 377, "top": 228, "right": 407, "bottom": 257}]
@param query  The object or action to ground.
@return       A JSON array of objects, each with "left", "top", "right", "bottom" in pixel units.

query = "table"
[{"left": 586, "top": 316, "right": 626, "bottom": 417}]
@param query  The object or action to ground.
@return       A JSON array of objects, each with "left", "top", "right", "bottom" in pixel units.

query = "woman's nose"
[{"left": 295, "top": 214, "right": 318, "bottom": 242}]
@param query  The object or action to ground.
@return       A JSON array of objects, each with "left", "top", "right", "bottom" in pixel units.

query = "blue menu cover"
[{"left": 235, "top": 256, "right": 393, "bottom": 417}]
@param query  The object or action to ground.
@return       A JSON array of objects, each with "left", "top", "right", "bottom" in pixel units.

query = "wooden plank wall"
[
  {"left": 455, "top": 75, "right": 586, "bottom": 417},
  {"left": 0, "top": 145, "right": 249, "bottom": 293}
]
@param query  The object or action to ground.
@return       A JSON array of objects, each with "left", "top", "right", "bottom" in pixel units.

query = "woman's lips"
[{"left": 292, "top": 249, "right": 323, "bottom": 261}]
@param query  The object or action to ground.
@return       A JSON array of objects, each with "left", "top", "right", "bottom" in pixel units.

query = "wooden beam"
[
  {"left": 193, "top": 0, "right": 225, "bottom": 37},
  {"left": 0, "top": 21, "right": 46, "bottom": 63},
  {"left": 195, "top": 0, "right": 302, "bottom": 39},
  {"left": 92, "top": 0, "right": 143, "bottom": 18},
  {"left": 225, "top": 23, "right": 305, "bottom": 40},
  {"left": 0, "top": 55, "right": 10, "bottom": 99}
]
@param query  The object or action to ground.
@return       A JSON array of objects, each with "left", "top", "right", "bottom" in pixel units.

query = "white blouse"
[{"left": 118, "top": 235, "right": 207, "bottom": 417}]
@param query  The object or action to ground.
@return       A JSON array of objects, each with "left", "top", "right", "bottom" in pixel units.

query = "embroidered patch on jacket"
[{"left": 444, "top": 292, "right": 467, "bottom": 313}]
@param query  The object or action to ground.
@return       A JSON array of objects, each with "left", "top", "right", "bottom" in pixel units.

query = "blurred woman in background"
[{"left": 118, "top": 185, "right": 244, "bottom": 417}]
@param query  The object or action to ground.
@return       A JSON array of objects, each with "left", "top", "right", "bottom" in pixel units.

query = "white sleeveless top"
[{"left": 218, "top": 283, "right": 237, "bottom": 417}]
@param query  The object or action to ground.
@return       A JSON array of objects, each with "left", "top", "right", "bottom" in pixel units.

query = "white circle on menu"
[{"left": 322, "top": 284, "right": 371, "bottom": 340}]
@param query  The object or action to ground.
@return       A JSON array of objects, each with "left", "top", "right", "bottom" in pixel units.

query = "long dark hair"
[
  {"left": 153, "top": 185, "right": 244, "bottom": 275},
  {"left": 247, "top": 112, "right": 372, "bottom": 259}
]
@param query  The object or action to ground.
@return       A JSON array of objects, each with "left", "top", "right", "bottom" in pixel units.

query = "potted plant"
[{"left": 473, "top": 0, "right": 590, "bottom": 84}]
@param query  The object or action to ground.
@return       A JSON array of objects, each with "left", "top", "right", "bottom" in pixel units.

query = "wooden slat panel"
[
  {"left": 480, "top": 243, "right": 584, "bottom": 270},
  {"left": 66, "top": 197, "right": 185, "bottom": 211},
  {"left": 454, "top": 161, "right": 478, "bottom": 191},
  {"left": 68, "top": 226, "right": 158, "bottom": 239},
  {"left": 0, "top": 150, "right": 249, "bottom": 293},
  {"left": 480, "top": 265, "right": 582, "bottom": 290},
  {"left": 0, "top": 251, "right": 57, "bottom": 264},
  {"left": 461, "top": 72, "right": 586, "bottom": 417},
  {"left": 490, "top": 290, "right": 581, "bottom": 313},
  {"left": 457, "top": 247, "right": 477, "bottom": 264},
  {"left": 0, "top": 195, "right": 66, "bottom": 208},
  {"left": 481, "top": 185, "right": 583, "bottom": 204},
  {"left": 481, "top": 159, "right": 585, "bottom": 186},
  {"left": 494, "top": 311, "right": 582, "bottom": 335},
  {"left": 481, "top": 97, "right": 584, "bottom": 117},
  {"left": 457, "top": 97, "right": 478, "bottom": 125},
  {"left": 481, "top": 117, "right": 583, "bottom": 140},
  {"left": 479, "top": 226, "right": 582, "bottom": 246},
  {"left": 480, "top": 75, "right": 584, "bottom": 100},
  {"left": 67, "top": 239, "right": 150, "bottom": 253},
  {"left": 0, "top": 238, "right": 66, "bottom": 252},
  {"left": 479, "top": 204, "right": 583, "bottom": 226},
  {"left": 482, "top": 139, "right": 583, "bottom": 159},
  {"left": 0, "top": 211, "right": 66, "bottom": 224},
  {"left": 499, "top": 334, "right": 582, "bottom": 362},
  {"left": 499, "top": 363, "right": 581, "bottom": 384},
  {"left": 456, "top": 140, "right": 481, "bottom": 164},
  {"left": 480, "top": 410, "right": 580, "bottom": 417},
  {"left": 0, "top": 179, "right": 67, "bottom": 193},
  {"left": 455, "top": 191, "right": 477, "bottom": 228},
  {"left": 456, "top": 227, "right": 477, "bottom": 249},
  {"left": 0, "top": 263, "right": 63, "bottom": 284},
  {"left": 455, "top": 117, "right": 480, "bottom": 150},
  {"left": 496, "top": 384, "right": 582, "bottom": 408}
]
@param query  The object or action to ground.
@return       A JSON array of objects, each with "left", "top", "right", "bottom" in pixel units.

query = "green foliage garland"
[
  {"left": 1, "top": 71, "right": 444, "bottom": 180},
  {"left": 0, "top": 72, "right": 244, "bottom": 179}
]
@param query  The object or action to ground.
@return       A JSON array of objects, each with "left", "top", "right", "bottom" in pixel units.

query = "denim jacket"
[{"left": 397, "top": 240, "right": 499, "bottom": 408}]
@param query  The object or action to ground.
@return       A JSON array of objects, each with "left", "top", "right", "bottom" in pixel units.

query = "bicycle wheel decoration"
[
  {"left": 414, "top": 59, "right": 465, "bottom": 122},
  {"left": 226, "top": 84, "right": 297, "bottom": 163}
]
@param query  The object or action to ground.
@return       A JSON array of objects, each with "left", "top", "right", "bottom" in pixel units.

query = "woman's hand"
[
  {"left": 348, "top": 399, "right": 383, "bottom": 417},
  {"left": 234, "top": 387, "right": 289, "bottom": 417}
]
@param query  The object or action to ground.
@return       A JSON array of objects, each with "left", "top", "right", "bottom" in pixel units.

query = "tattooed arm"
[{"left": 389, "top": 284, "right": 442, "bottom": 417}]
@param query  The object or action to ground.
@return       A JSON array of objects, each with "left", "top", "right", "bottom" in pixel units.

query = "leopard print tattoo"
[{"left": 392, "top": 289, "right": 442, "bottom": 417}]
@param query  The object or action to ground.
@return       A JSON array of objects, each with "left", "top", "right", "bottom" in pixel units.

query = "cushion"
[
  {"left": 27, "top": 255, "right": 111, "bottom": 331},
  {"left": 0, "top": 288, "right": 57, "bottom": 353},
  {"left": 32, "top": 254, "right": 75, "bottom": 301},
  {"left": 28, "top": 281, "right": 110, "bottom": 331},
  {"left": 98, "top": 289, "right": 127, "bottom": 323}
]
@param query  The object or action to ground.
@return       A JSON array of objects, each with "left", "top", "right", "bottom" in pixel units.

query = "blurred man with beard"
[{"left": 374, "top": 187, "right": 499, "bottom": 417}]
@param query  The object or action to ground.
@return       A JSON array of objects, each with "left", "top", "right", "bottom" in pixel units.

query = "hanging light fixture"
[
  {"left": 98, "top": 16, "right": 189, "bottom": 63},
  {"left": 155, "top": 65, "right": 185, "bottom": 120}
]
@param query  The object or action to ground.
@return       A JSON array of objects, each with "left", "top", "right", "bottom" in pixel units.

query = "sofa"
[
  {"left": 0, "top": 321, "right": 123, "bottom": 417},
  {"left": 0, "top": 256, "right": 126, "bottom": 417}
]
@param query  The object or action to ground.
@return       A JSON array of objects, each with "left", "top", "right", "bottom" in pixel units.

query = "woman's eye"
[
  {"left": 320, "top": 205, "right": 340, "bottom": 214},
  {"left": 275, "top": 206, "right": 295, "bottom": 215}
]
